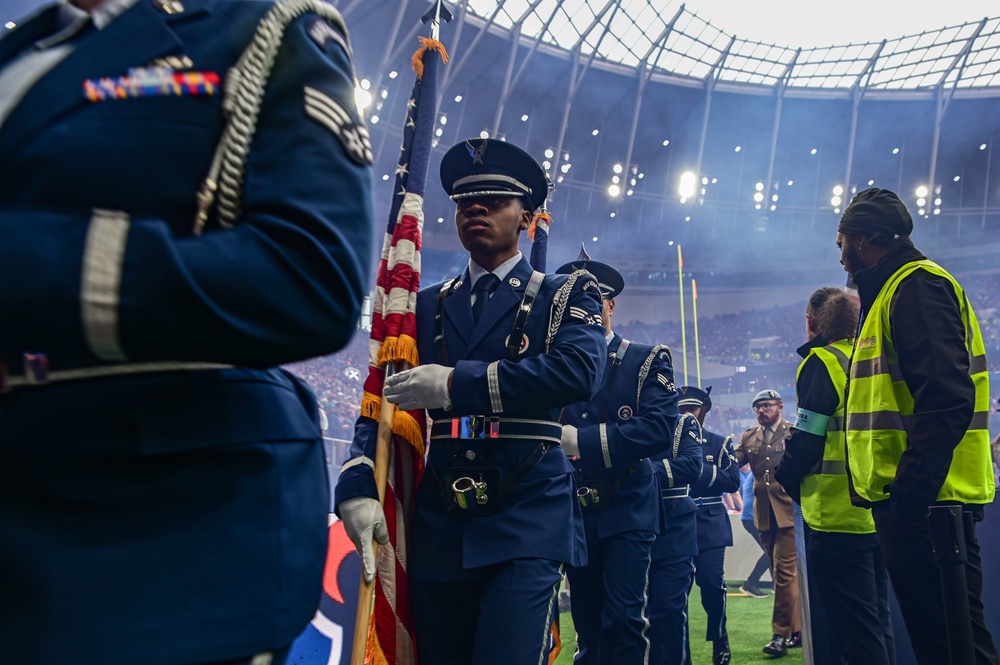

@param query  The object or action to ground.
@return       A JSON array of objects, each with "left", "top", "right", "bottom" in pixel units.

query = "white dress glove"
[
  {"left": 339, "top": 496, "right": 388, "bottom": 584},
  {"left": 561, "top": 424, "right": 580, "bottom": 458},
  {"left": 384, "top": 364, "right": 454, "bottom": 411}
]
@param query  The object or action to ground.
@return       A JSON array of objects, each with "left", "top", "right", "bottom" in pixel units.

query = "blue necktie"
[{"left": 472, "top": 274, "right": 500, "bottom": 324}]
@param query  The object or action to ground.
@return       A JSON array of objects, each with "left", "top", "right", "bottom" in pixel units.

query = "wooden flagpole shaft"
[{"left": 350, "top": 391, "right": 395, "bottom": 665}]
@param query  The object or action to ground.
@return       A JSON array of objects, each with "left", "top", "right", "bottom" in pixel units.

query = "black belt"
[
  {"left": 693, "top": 496, "right": 725, "bottom": 507},
  {"left": 661, "top": 487, "right": 691, "bottom": 500},
  {"left": 430, "top": 417, "right": 562, "bottom": 444}
]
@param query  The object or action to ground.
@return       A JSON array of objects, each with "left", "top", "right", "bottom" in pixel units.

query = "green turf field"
[{"left": 553, "top": 582, "right": 804, "bottom": 664}]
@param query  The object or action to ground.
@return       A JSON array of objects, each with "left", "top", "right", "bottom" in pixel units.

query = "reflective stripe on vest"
[
  {"left": 798, "top": 338, "right": 875, "bottom": 533},
  {"left": 846, "top": 260, "right": 994, "bottom": 505}
]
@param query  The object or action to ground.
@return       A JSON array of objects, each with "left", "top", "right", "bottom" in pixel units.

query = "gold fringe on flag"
[
  {"left": 376, "top": 334, "right": 420, "bottom": 368},
  {"left": 360, "top": 391, "right": 427, "bottom": 456},
  {"left": 366, "top": 625, "right": 389, "bottom": 665},
  {"left": 412, "top": 36, "right": 449, "bottom": 80},
  {"left": 392, "top": 409, "right": 427, "bottom": 457},
  {"left": 527, "top": 209, "right": 552, "bottom": 241},
  {"left": 361, "top": 391, "right": 382, "bottom": 421}
]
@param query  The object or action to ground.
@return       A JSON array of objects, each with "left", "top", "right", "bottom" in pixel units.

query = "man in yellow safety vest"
[
  {"left": 776, "top": 287, "right": 893, "bottom": 665},
  {"left": 836, "top": 187, "right": 997, "bottom": 665}
]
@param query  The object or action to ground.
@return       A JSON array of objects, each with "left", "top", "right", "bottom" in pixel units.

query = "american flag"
[
  {"left": 527, "top": 210, "right": 551, "bottom": 272},
  {"left": 358, "top": 35, "right": 448, "bottom": 665}
]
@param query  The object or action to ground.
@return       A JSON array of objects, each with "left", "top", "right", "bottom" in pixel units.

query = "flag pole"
[
  {"left": 677, "top": 244, "right": 688, "bottom": 385},
  {"left": 692, "top": 278, "right": 701, "bottom": 388},
  {"left": 351, "top": 395, "right": 396, "bottom": 665}
]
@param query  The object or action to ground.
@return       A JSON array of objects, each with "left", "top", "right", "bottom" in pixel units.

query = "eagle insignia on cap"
[
  {"left": 508, "top": 277, "right": 521, "bottom": 287},
  {"left": 466, "top": 139, "right": 487, "bottom": 164}
]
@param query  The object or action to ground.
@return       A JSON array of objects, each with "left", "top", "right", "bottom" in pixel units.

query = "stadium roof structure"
[{"left": 459, "top": 0, "right": 1000, "bottom": 94}]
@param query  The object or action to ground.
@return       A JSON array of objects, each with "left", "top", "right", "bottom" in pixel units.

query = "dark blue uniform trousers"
[
  {"left": 567, "top": 530, "right": 655, "bottom": 665},
  {"left": 647, "top": 555, "right": 694, "bottom": 665},
  {"left": 691, "top": 546, "right": 728, "bottom": 641},
  {"left": 411, "top": 558, "right": 563, "bottom": 665}
]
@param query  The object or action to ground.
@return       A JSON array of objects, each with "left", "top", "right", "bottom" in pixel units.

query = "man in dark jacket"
[{"left": 837, "top": 187, "right": 997, "bottom": 665}]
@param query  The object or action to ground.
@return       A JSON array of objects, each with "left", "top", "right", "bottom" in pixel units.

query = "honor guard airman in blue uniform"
[
  {"left": 336, "top": 139, "right": 607, "bottom": 665},
  {"left": 0, "top": 1, "right": 374, "bottom": 664},
  {"left": 647, "top": 401, "right": 705, "bottom": 665},
  {"left": 554, "top": 253, "right": 679, "bottom": 665},
  {"left": 679, "top": 386, "right": 741, "bottom": 665}
]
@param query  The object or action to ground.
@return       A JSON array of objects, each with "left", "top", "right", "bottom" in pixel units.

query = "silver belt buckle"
[{"left": 451, "top": 416, "right": 500, "bottom": 440}]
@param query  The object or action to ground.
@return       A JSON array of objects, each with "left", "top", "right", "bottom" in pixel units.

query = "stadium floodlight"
[
  {"left": 981, "top": 144, "right": 988, "bottom": 151},
  {"left": 919, "top": 208, "right": 926, "bottom": 215},
  {"left": 544, "top": 148, "right": 554, "bottom": 159},
  {"left": 893, "top": 147, "right": 900, "bottom": 155},
  {"left": 831, "top": 195, "right": 842, "bottom": 207},
  {"left": 454, "top": 94, "right": 462, "bottom": 102},
  {"left": 735, "top": 146, "right": 742, "bottom": 152},
  {"left": 868, "top": 179, "right": 875, "bottom": 185},
  {"left": 917, "top": 198, "right": 925, "bottom": 207},
  {"left": 755, "top": 182, "right": 764, "bottom": 191},
  {"left": 388, "top": 71, "right": 398, "bottom": 79},
  {"left": 521, "top": 114, "right": 528, "bottom": 121},
  {"left": 679, "top": 171, "right": 697, "bottom": 200},
  {"left": 593, "top": 236, "right": 598, "bottom": 242},
  {"left": 916, "top": 185, "right": 928, "bottom": 198},
  {"left": 612, "top": 175, "right": 620, "bottom": 184},
  {"left": 608, "top": 184, "right": 621, "bottom": 197},
  {"left": 592, "top": 129, "right": 600, "bottom": 136},
  {"left": 662, "top": 140, "right": 670, "bottom": 146},
  {"left": 954, "top": 175, "right": 961, "bottom": 182},
  {"left": 702, "top": 177, "right": 709, "bottom": 185},
  {"left": 370, "top": 115, "right": 379, "bottom": 124},
  {"left": 810, "top": 148, "right": 817, "bottom": 155},
  {"left": 439, "top": 114, "right": 447, "bottom": 125},
  {"left": 542, "top": 160, "right": 551, "bottom": 170},
  {"left": 772, "top": 194, "right": 779, "bottom": 202},
  {"left": 613, "top": 163, "right": 623, "bottom": 174},
  {"left": 354, "top": 86, "right": 373, "bottom": 111},
  {"left": 479, "top": 130, "right": 489, "bottom": 138},
  {"left": 787, "top": 180, "right": 794, "bottom": 186},
  {"left": 754, "top": 192, "right": 764, "bottom": 203},
  {"left": 833, "top": 185, "right": 844, "bottom": 196},
  {"left": 561, "top": 163, "right": 571, "bottom": 173},
  {"left": 934, "top": 198, "right": 942, "bottom": 206}
]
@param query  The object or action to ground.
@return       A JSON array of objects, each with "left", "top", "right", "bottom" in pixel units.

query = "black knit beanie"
[{"left": 838, "top": 187, "right": 913, "bottom": 239}]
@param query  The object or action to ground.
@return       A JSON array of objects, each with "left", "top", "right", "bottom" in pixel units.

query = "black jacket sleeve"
[
  {"left": 887, "top": 273, "right": 976, "bottom": 506},
  {"left": 775, "top": 353, "right": 840, "bottom": 503}
]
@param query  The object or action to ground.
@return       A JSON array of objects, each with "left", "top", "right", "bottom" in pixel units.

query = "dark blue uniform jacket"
[
  {"left": 562, "top": 335, "right": 678, "bottom": 538},
  {"left": 650, "top": 411, "right": 704, "bottom": 558},
  {"left": 337, "top": 257, "right": 607, "bottom": 578},
  {"left": 692, "top": 429, "right": 741, "bottom": 550},
  {"left": 0, "top": 1, "right": 374, "bottom": 663}
]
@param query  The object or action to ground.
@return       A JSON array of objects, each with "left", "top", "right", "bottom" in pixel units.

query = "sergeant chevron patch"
[
  {"left": 656, "top": 373, "right": 676, "bottom": 393},
  {"left": 303, "top": 86, "right": 373, "bottom": 165}
]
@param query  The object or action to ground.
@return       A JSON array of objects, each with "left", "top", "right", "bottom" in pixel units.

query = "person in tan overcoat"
[{"left": 735, "top": 389, "right": 800, "bottom": 658}]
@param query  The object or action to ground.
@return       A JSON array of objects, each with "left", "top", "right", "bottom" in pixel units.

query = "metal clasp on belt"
[
  {"left": 450, "top": 415, "right": 500, "bottom": 440},
  {"left": 577, "top": 486, "right": 601, "bottom": 507},
  {"left": 452, "top": 476, "right": 489, "bottom": 509}
]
